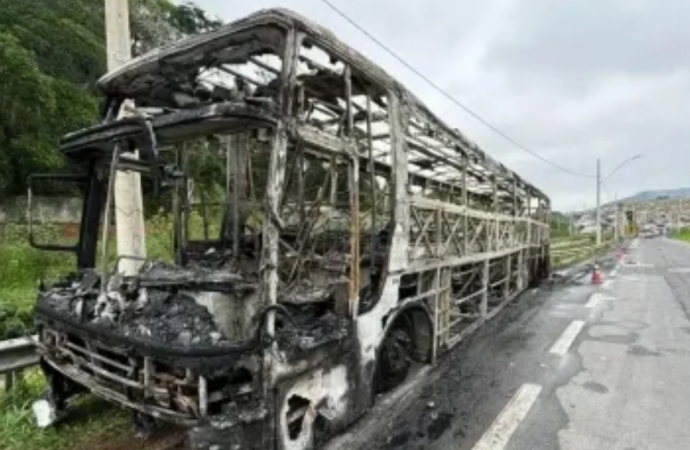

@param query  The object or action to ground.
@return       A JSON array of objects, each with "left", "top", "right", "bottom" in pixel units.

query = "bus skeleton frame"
[{"left": 29, "top": 9, "right": 550, "bottom": 450}]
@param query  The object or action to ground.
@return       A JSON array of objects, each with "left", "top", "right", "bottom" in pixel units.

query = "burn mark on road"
[
  {"left": 425, "top": 412, "right": 454, "bottom": 441},
  {"left": 586, "top": 331, "right": 640, "bottom": 345},
  {"left": 627, "top": 344, "right": 661, "bottom": 357},
  {"left": 582, "top": 381, "right": 609, "bottom": 394}
]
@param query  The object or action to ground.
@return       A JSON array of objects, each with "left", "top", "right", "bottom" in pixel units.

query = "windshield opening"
[{"left": 96, "top": 129, "right": 274, "bottom": 280}]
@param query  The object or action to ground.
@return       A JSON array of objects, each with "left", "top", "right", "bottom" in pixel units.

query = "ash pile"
[{"left": 38, "top": 266, "right": 233, "bottom": 348}]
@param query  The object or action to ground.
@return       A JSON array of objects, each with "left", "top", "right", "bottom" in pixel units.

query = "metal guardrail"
[{"left": 0, "top": 335, "right": 39, "bottom": 390}]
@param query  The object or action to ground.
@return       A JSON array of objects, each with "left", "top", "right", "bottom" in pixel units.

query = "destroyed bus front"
[
  {"left": 30, "top": 8, "right": 551, "bottom": 450},
  {"left": 32, "top": 12, "right": 363, "bottom": 449}
]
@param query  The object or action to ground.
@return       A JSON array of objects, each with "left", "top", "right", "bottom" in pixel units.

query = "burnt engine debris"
[{"left": 37, "top": 262, "right": 351, "bottom": 352}]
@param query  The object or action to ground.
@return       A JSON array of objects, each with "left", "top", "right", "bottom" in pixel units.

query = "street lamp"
[
  {"left": 596, "top": 154, "right": 642, "bottom": 245},
  {"left": 604, "top": 154, "right": 642, "bottom": 181}
]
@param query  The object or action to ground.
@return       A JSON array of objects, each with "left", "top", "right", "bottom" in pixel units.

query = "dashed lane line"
[
  {"left": 470, "top": 383, "right": 543, "bottom": 450},
  {"left": 585, "top": 293, "right": 616, "bottom": 308},
  {"left": 585, "top": 294, "right": 601, "bottom": 309},
  {"left": 549, "top": 320, "right": 586, "bottom": 356},
  {"left": 617, "top": 275, "right": 640, "bottom": 281}
]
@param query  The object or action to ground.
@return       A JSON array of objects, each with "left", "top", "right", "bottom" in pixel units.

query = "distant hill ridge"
[
  {"left": 617, "top": 187, "right": 690, "bottom": 203},
  {"left": 587, "top": 188, "right": 690, "bottom": 211}
]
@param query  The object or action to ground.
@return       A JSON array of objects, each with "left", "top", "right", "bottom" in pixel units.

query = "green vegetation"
[
  {"left": 0, "top": 370, "right": 128, "bottom": 450},
  {"left": 550, "top": 233, "right": 615, "bottom": 269},
  {"left": 0, "top": 0, "right": 220, "bottom": 198},
  {"left": 671, "top": 228, "right": 690, "bottom": 242},
  {"left": 550, "top": 211, "right": 574, "bottom": 238},
  {"left": 0, "top": 225, "right": 75, "bottom": 339}
]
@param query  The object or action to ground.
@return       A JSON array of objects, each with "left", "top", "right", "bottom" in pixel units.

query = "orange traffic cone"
[{"left": 591, "top": 264, "right": 603, "bottom": 285}]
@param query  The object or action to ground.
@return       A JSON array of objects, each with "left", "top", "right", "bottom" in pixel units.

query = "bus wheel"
[{"left": 376, "top": 321, "right": 412, "bottom": 393}]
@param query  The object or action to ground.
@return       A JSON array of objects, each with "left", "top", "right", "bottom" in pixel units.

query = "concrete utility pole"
[
  {"left": 596, "top": 158, "right": 601, "bottom": 245},
  {"left": 105, "top": 0, "right": 147, "bottom": 275},
  {"left": 614, "top": 192, "right": 619, "bottom": 241}
]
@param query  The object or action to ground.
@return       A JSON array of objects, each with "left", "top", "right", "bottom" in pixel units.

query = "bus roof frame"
[{"left": 96, "top": 8, "right": 549, "bottom": 203}]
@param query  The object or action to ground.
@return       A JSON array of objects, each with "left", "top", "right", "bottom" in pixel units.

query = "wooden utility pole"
[{"left": 105, "top": 0, "right": 146, "bottom": 274}]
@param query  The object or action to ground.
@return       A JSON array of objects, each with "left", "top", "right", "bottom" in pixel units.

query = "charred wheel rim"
[{"left": 376, "top": 325, "right": 412, "bottom": 392}]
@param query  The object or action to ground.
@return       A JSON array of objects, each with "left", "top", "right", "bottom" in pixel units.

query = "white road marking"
[
  {"left": 610, "top": 269, "right": 617, "bottom": 277},
  {"left": 585, "top": 293, "right": 616, "bottom": 308},
  {"left": 618, "top": 275, "right": 639, "bottom": 281},
  {"left": 601, "top": 280, "right": 613, "bottom": 289},
  {"left": 471, "top": 383, "right": 542, "bottom": 450},
  {"left": 585, "top": 297, "right": 600, "bottom": 309},
  {"left": 585, "top": 293, "right": 601, "bottom": 308},
  {"left": 550, "top": 320, "right": 586, "bottom": 356},
  {"left": 669, "top": 268, "right": 690, "bottom": 273},
  {"left": 623, "top": 262, "right": 654, "bottom": 268}
]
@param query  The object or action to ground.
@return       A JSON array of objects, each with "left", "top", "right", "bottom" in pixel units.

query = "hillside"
[
  {"left": 0, "top": 0, "right": 220, "bottom": 197},
  {"left": 597, "top": 187, "right": 690, "bottom": 209},
  {"left": 617, "top": 187, "right": 690, "bottom": 203}
]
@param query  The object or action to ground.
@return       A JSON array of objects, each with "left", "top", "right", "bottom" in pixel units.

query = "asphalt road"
[{"left": 326, "top": 237, "right": 690, "bottom": 450}]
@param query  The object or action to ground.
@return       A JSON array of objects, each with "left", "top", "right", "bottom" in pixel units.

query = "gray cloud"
[
  {"left": 187, "top": 0, "right": 690, "bottom": 210},
  {"left": 487, "top": 1, "right": 690, "bottom": 88}
]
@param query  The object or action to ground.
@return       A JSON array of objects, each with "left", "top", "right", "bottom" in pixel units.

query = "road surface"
[{"left": 326, "top": 237, "right": 690, "bottom": 450}]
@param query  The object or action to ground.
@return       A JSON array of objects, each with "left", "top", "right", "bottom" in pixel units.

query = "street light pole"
[
  {"left": 596, "top": 158, "right": 601, "bottom": 245},
  {"left": 614, "top": 192, "right": 619, "bottom": 241},
  {"left": 597, "top": 154, "right": 641, "bottom": 245}
]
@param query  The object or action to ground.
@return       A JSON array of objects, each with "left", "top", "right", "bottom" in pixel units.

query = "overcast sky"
[{"left": 188, "top": 0, "right": 690, "bottom": 211}]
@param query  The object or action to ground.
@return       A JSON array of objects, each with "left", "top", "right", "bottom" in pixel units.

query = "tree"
[
  {"left": 131, "top": 0, "right": 221, "bottom": 55},
  {"left": 0, "top": 0, "right": 222, "bottom": 197},
  {"left": 0, "top": 32, "right": 56, "bottom": 194}
]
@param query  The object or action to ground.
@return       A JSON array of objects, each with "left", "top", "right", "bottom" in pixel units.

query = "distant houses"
[{"left": 571, "top": 210, "right": 616, "bottom": 234}]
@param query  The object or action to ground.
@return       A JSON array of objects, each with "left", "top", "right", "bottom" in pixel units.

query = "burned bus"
[{"left": 29, "top": 8, "right": 550, "bottom": 450}]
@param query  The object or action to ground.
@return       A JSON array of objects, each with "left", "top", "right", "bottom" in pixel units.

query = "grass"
[
  {"left": 550, "top": 232, "right": 616, "bottom": 269},
  {"left": 0, "top": 224, "right": 75, "bottom": 340},
  {"left": 0, "top": 370, "right": 129, "bottom": 450},
  {"left": 672, "top": 228, "right": 690, "bottom": 242}
]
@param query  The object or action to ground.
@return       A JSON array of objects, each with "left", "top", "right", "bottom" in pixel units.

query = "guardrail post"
[
  {"left": 4, "top": 369, "right": 24, "bottom": 391},
  {"left": 5, "top": 371, "right": 14, "bottom": 390}
]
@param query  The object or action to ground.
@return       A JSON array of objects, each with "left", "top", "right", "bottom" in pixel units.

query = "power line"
[{"left": 318, "top": 0, "right": 595, "bottom": 179}]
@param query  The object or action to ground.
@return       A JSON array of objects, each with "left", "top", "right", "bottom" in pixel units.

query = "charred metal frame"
[{"left": 30, "top": 9, "right": 550, "bottom": 450}]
